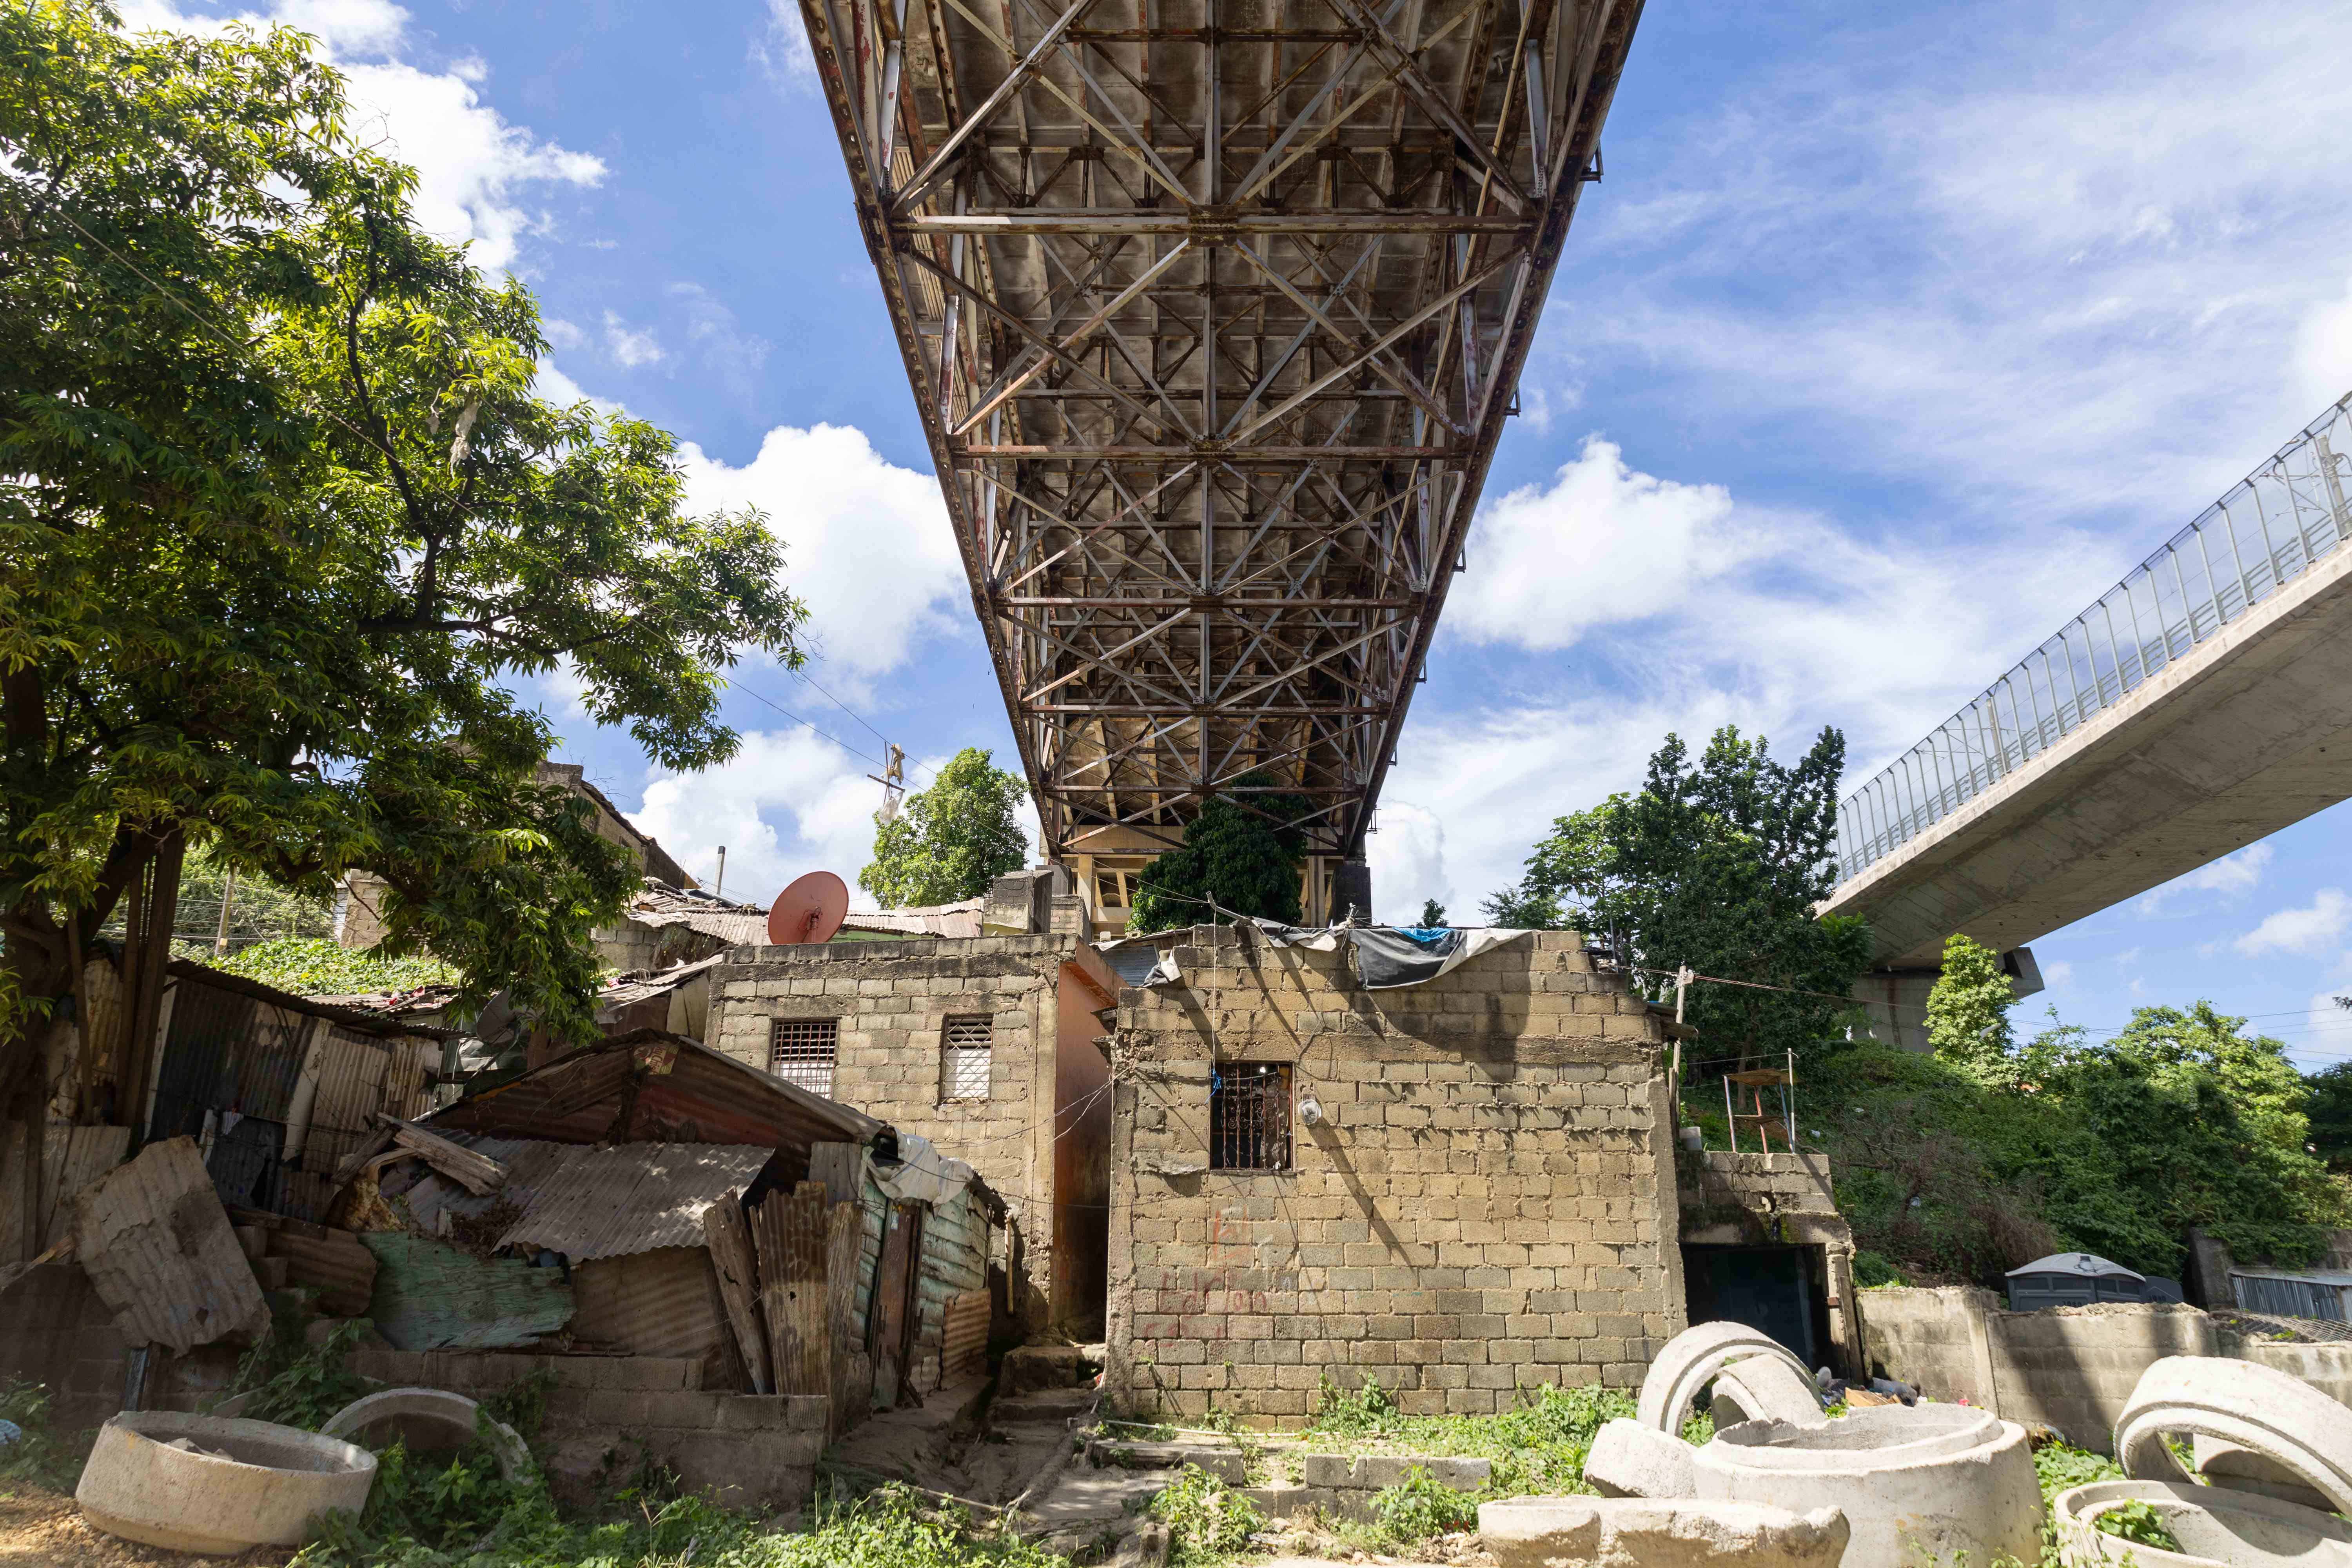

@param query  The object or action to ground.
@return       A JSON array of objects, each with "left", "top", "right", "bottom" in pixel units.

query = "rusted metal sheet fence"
[{"left": 751, "top": 1181, "right": 834, "bottom": 1397}]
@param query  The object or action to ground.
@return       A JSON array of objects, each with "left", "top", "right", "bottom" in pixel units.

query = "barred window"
[
  {"left": 769, "top": 1018, "right": 840, "bottom": 1097},
  {"left": 1210, "top": 1062, "right": 1292, "bottom": 1171},
  {"left": 942, "top": 1015, "right": 993, "bottom": 1102}
]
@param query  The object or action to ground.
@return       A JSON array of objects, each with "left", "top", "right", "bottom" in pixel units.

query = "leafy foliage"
[
  {"left": 1813, "top": 998, "right": 2351, "bottom": 1281},
  {"left": 1303, "top": 1374, "right": 1638, "bottom": 1498},
  {"left": 860, "top": 747, "right": 1030, "bottom": 907},
  {"left": 200, "top": 935, "right": 457, "bottom": 996},
  {"left": 1485, "top": 728, "right": 1872, "bottom": 1062},
  {"left": 1370, "top": 1465, "right": 1479, "bottom": 1541},
  {"left": 1147, "top": 1465, "right": 1264, "bottom": 1567},
  {"left": 225, "top": 1316, "right": 377, "bottom": 1431},
  {"left": 1926, "top": 934, "right": 2017, "bottom": 1080},
  {"left": 0, "top": 1377, "right": 85, "bottom": 1491},
  {"left": 1128, "top": 773, "right": 1310, "bottom": 933},
  {"left": 1417, "top": 899, "right": 1447, "bottom": 927},
  {"left": 1, "top": 2, "right": 803, "bottom": 1053},
  {"left": 2306, "top": 1058, "right": 2352, "bottom": 1174},
  {"left": 2032, "top": 1442, "right": 2122, "bottom": 1498},
  {"left": 2094, "top": 1499, "right": 2182, "bottom": 1552}
]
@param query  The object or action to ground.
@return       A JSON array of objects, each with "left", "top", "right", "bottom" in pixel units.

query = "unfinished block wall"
[
  {"left": 1677, "top": 1150, "right": 1863, "bottom": 1373},
  {"left": 1106, "top": 927, "right": 1683, "bottom": 1424},
  {"left": 708, "top": 935, "right": 1076, "bottom": 1328}
]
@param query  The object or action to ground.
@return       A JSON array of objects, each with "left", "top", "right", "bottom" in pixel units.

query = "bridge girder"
[{"left": 797, "top": 0, "right": 1643, "bottom": 869}]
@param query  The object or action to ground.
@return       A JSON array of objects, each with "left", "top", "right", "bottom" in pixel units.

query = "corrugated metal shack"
[{"left": 146, "top": 961, "right": 452, "bottom": 1222}]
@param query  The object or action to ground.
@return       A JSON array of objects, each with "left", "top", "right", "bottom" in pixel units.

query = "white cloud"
[
  {"left": 602, "top": 311, "right": 666, "bottom": 368},
  {"left": 669, "top": 283, "right": 773, "bottom": 395},
  {"left": 628, "top": 729, "right": 887, "bottom": 911},
  {"left": 677, "top": 425, "right": 965, "bottom": 686},
  {"left": 1450, "top": 439, "right": 1749, "bottom": 649},
  {"left": 120, "top": 0, "right": 604, "bottom": 272},
  {"left": 752, "top": 0, "right": 817, "bottom": 89},
  {"left": 2236, "top": 890, "right": 2352, "bottom": 958},
  {"left": 2040, "top": 959, "right": 2074, "bottom": 988},
  {"left": 2296, "top": 280, "right": 2352, "bottom": 418},
  {"left": 543, "top": 318, "right": 586, "bottom": 351},
  {"left": 530, "top": 358, "right": 619, "bottom": 416},
  {"left": 2137, "top": 841, "right": 2274, "bottom": 914},
  {"left": 1571, "top": 0, "right": 2352, "bottom": 524},
  {"left": 1365, "top": 802, "right": 1450, "bottom": 925}
]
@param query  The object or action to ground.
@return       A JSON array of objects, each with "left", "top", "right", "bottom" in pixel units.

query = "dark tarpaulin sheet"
[{"left": 1245, "top": 920, "right": 1533, "bottom": 989}]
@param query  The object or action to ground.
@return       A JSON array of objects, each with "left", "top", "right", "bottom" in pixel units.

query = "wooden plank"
[
  {"left": 826, "top": 1197, "right": 866, "bottom": 1433},
  {"left": 702, "top": 1198, "right": 773, "bottom": 1394},
  {"left": 38, "top": 1124, "right": 129, "bottom": 1249},
  {"left": 378, "top": 1115, "right": 506, "bottom": 1195},
  {"left": 749, "top": 1181, "right": 831, "bottom": 1396},
  {"left": 73, "top": 1136, "right": 269, "bottom": 1353}
]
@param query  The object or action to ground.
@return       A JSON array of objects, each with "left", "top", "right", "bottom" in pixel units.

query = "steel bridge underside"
[{"left": 799, "top": 0, "right": 1642, "bottom": 878}]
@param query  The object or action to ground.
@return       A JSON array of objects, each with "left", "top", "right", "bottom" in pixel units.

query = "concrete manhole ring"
[
  {"left": 2053, "top": 1478, "right": 2352, "bottom": 1567},
  {"left": 76, "top": 1410, "right": 376, "bottom": 1555},
  {"left": 321, "top": 1388, "right": 537, "bottom": 1483},
  {"left": 2115, "top": 1356, "right": 2352, "bottom": 1519},
  {"left": 1479, "top": 1495, "right": 1850, "bottom": 1568},
  {"left": 1636, "top": 1321, "right": 1815, "bottom": 1434}
]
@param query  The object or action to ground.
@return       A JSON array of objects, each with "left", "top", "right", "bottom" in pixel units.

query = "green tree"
[
  {"left": 1924, "top": 933, "right": 2017, "bottom": 1081},
  {"left": 859, "top": 747, "right": 1030, "bottom": 906},
  {"left": 1480, "top": 798, "right": 1623, "bottom": 929},
  {"left": 1492, "top": 728, "right": 1870, "bottom": 1060},
  {"left": 2307, "top": 1059, "right": 2352, "bottom": 1174},
  {"left": 1127, "top": 775, "right": 1309, "bottom": 933},
  {"left": 1418, "top": 899, "right": 1447, "bottom": 928},
  {"left": 2, "top": 4, "right": 803, "bottom": 1085}
]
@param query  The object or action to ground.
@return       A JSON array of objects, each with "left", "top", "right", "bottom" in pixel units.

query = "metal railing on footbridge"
[{"left": 1832, "top": 393, "right": 2352, "bottom": 887}]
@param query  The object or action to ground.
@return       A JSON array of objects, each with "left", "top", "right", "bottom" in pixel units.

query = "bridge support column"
[{"left": 1853, "top": 947, "right": 2043, "bottom": 1053}]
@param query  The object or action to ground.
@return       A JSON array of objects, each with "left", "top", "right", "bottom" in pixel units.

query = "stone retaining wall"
[{"left": 345, "top": 1346, "right": 825, "bottom": 1512}]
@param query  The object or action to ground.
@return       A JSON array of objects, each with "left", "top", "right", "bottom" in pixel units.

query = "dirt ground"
[{"left": 0, "top": 1485, "right": 294, "bottom": 1568}]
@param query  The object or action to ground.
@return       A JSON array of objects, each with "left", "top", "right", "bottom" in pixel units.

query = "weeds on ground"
[
  {"left": 301, "top": 1474, "right": 1074, "bottom": 1568},
  {"left": 1149, "top": 1465, "right": 1264, "bottom": 1568},
  {"left": 1369, "top": 1465, "right": 1479, "bottom": 1540},
  {"left": 227, "top": 1314, "right": 377, "bottom": 1430},
  {"left": 0, "top": 1379, "right": 85, "bottom": 1492},
  {"left": 2094, "top": 1499, "right": 2182, "bottom": 1553},
  {"left": 1304, "top": 1373, "right": 1635, "bottom": 1496}
]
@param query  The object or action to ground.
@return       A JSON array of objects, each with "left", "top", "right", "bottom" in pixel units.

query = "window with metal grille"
[
  {"left": 769, "top": 1018, "right": 839, "bottom": 1097},
  {"left": 941, "top": 1016, "right": 993, "bottom": 1102},
  {"left": 1210, "top": 1062, "right": 1292, "bottom": 1171}
]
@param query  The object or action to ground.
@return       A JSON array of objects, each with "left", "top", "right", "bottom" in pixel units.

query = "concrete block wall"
[
  {"left": 1862, "top": 1288, "right": 2223, "bottom": 1451},
  {"left": 708, "top": 935, "right": 1076, "bottom": 1328},
  {"left": 346, "top": 1347, "right": 824, "bottom": 1512},
  {"left": 1106, "top": 927, "right": 1681, "bottom": 1425},
  {"left": 0, "top": 1263, "right": 129, "bottom": 1430},
  {"left": 1677, "top": 1150, "right": 1862, "bottom": 1372}
]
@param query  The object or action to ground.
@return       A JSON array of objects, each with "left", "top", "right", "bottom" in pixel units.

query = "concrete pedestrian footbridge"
[{"left": 1823, "top": 394, "right": 2352, "bottom": 1035}]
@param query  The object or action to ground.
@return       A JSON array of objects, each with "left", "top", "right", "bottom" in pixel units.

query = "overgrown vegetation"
[
  {"left": 0, "top": 1378, "right": 84, "bottom": 1492},
  {"left": 1815, "top": 938, "right": 2352, "bottom": 1282},
  {"left": 1368, "top": 1465, "right": 1479, "bottom": 1541},
  {"left": 1128, "top": 773, "right": 1312, "bottom": 933},
  {"left": 860, "top": 747, "right": 1032, "bottom": 907},
  {"left": 1148, "top": 1465, "right": 1264, "bottom": 1567},
  {"left": 224, "top": 1313, "right": 378, "bottom": 1430},
  {"left": 201, "top": 935, "right": 459, "bottom": 996},
  {"left": 1304, "top": 1375, "right": 1651, "bottom": 1505},
  {"left": 1482, "top": 727, "right": 1871, "bottom": 1063}
]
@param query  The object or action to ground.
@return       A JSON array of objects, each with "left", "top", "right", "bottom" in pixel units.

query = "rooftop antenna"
[
  {"left": 868, "top": 743, "right": 907, "bottom": 824},
  {"left": 714, "top": 846, "right": 727, "bottom": 900},
  {"left": 768, "top": 870, "right": 850, "bottom": 946}
]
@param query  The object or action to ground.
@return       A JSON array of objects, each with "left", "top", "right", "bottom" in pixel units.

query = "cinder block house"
[
  {"left": 1103, "top": 925, "right": 1686, "bottom": 1422},
  {"left": 705, "top": 925, "right": 1122, "bottom": 1337}
]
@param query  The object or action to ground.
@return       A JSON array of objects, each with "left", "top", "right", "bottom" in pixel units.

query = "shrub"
[{"left": 1149, "top": 1465, "right": 1264, "bottom": 1566}]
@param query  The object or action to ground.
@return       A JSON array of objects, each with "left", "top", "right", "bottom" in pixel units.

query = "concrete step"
[
  {"left": 991, "top": 1386, "right": 1099, "bottom": 1426},
  {"left": 1085, "top": 1437, "right": 1249, "bottom": 1485},
  {"left": 1026, "top": 1465, "right": 1182, "bottom": 1530}
]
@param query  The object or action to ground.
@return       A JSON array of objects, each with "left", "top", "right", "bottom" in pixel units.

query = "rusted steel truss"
[{"left": 799, "top": 0, "right": 1644, "bottom": 859}]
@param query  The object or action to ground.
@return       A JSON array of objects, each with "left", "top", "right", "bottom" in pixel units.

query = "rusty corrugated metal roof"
[
  {"left": 625, "top": 882, "right": 770, "bottom": 946},
  {"left": 427, "top": 1029, "right": 882, "bottom": 1152},
  {"left": 839, "top": 898, "right": 985, "bottom": 938},
  {"left": 494, "top": 1142, "right": 772, "bottom": 1261}
]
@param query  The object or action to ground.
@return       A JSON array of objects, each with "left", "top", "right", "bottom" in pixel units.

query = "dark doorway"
[{"left": 1683, "top": 1244, "right": 1831, "bottom": 1370}]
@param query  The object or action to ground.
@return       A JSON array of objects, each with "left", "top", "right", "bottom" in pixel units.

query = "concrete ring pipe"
[
  {"left": 2114, "top": 1356, "right": 2352, "bottom": 1518},
  {"left": 321, "top": 1388, "right": 537, "bottom": 1484},
  {"left": 2052, "top": 1479, "right": 2352, "bottom": 1568},
  {"left": 1636, "top": 1321, "right": 1816, "bottom": 1435},
  {"left": 76, "top": 1410, "right": 377, "bottom": 1555}
]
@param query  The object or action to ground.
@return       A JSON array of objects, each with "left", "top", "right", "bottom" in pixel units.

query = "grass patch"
[
  {"left": 1148, "top": 1465, "right": 1264, "bottom": 1568},
  {"left": 1302, "top": 1374, "right": 1635, "bottom": 1498}
]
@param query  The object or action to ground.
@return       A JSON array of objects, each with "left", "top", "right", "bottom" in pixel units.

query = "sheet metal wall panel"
[{"left": 570, "top": 1246, "right": 731, "bottom": 1363}]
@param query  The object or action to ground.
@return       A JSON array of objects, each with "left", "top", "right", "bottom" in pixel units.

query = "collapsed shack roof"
[
  {"left": 426, "top": 1029, "right": 881, "bottom": 1167},
  {"left": 165, "top": 958, "right": 461, "bottom": 1041},
  {"left": 381, "top": 1134, "right": 776, "bottom": 1261}
]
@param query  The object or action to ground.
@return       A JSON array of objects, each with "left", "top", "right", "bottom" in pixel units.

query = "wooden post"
[{"left": 703, "top": 1198, "right": 773, "bottom": 1394}]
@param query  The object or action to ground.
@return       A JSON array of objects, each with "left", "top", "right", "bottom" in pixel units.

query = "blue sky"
[{"left": 138, "top": 0, "right": 2352, "bottom": 1066}]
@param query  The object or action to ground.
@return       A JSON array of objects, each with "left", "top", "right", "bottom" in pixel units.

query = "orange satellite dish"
[{"left": 768, "top": 871, "right": 849, "bottom": 946}]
